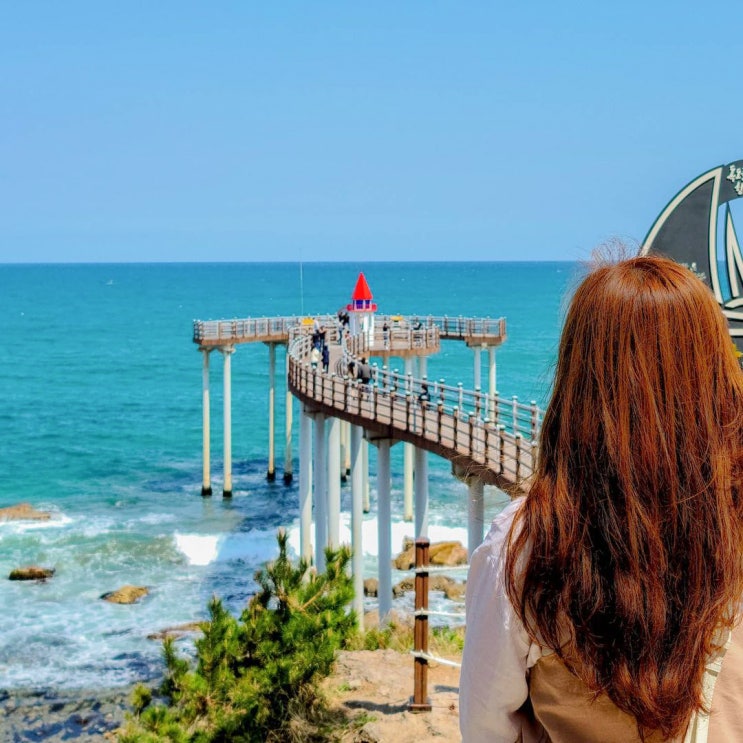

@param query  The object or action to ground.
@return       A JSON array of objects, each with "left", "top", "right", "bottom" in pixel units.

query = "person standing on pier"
[
  {"left": 310, "top": 345, "right": 321, "bottom": 371},
  {"left": 460, "top": 254, "right": 743, "bottom": 742},
  {"left": 356, "top": 357, "right": 371, "bottom": 385}
]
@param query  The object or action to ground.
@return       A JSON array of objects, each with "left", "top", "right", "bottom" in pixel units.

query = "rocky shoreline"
[
  {"left": 1, "top": 647, "right": 463, "bottom": 743},
  {"left": 1, "top": 503, "right": 465, "bottom": 741},
  {"left": 0, "top": 685, "right": 137, "bottom": 742}
]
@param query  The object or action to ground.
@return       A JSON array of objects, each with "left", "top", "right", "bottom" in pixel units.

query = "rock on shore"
[
  {"left": 393, "top": 540, "right": 468, "bottom": 570},
  {"left": 8, "top": 566, "right": 55, "bottom": 581},
  {"left": 100, "top": 585, "right": 149, "bottom": 604},
  {"left": 0, "top": 647, "right": 462, "bottom": 742},
  {"left": 0, "top": 502, "right": 51, "bottom": 521}
]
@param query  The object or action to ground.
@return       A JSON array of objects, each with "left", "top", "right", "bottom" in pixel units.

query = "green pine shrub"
[{"left": 119, "top": 530, "right": 355, "bottom": 743}]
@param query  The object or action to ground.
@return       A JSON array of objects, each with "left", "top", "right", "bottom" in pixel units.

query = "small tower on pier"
[{"left": 347, "top": 272, "right": 377, "bottom": 344}]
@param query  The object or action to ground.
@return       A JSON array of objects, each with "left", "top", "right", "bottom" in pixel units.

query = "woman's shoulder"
[
  {"left": 470, "top": 496, "right": 526, "bottom": 571},
  {"left": 483, "top": 497, "right": 525, "bottom": 545}
]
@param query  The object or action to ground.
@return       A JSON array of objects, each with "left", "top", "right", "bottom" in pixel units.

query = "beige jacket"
[
  {"left": 528, "top": 623, "right": 743, "bottom": 742},
  {"left": 460, "top": 499, "right": 743, "bottom": 742}
]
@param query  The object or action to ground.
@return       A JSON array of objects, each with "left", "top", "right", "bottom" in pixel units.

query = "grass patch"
[{"left": 345, "top": 620, "right": 465, "bottom": 659}]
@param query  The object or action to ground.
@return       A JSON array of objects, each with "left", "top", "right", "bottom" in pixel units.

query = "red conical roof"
[{"left": 351, "top": 272, "right": 373, "bottom": 301}]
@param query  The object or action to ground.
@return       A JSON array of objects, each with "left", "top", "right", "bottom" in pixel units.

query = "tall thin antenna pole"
[{"left": 299, "top": 248, "right": 305, "bottom": 316}]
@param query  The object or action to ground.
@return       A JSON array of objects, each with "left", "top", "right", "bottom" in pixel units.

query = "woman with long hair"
[{"left": 460, "top": 255, "right": 743, "bottom": 742}]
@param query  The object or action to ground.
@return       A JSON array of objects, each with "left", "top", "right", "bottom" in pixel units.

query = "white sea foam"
[
  {"left": 174, "top": 533, "right": 222, "bottom": 565},
  {"left": 0, "top": 513, "right": 73, "bottom": 532},
  {"left": 174, "top": 529, "right": 283, "bottom": 566},
  {"left": 134, "top": 512, "right": 178, "bottom": 526}
]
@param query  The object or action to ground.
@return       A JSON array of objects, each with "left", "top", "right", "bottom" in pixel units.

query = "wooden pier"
[{"left": 193, "top": 312, "right": 541, "bottom": 625}]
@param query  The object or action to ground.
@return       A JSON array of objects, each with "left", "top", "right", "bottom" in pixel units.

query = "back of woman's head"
[{"left": 506, "top": 253, "right": 743, "bottom": 740}]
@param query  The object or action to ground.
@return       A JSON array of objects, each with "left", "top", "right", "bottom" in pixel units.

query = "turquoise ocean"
[{"left": 0, "top": 261, "right": 579, "bottom": 691}]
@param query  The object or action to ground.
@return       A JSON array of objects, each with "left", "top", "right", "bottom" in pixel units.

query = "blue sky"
[{"left": 1, "top": 2, "right": 741, "bottom": 263}]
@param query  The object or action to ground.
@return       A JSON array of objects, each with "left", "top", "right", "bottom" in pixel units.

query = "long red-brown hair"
[{"left": 505, "top": 254, "right": 743, "bottom": 739}]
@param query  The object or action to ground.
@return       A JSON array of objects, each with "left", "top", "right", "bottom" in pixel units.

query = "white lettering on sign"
[
  {"left": 726, "top": 164, "right": 743, "bottom": 196},
  {"left": 681, "top": 261, "right": 707, "bottom": 282}
]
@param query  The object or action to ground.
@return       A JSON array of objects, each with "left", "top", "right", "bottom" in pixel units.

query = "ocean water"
[{"left": 0, "top": 262, "right": 579, "bottom": 690}]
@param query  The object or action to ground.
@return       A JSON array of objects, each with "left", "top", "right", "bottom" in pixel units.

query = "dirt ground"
[{"left": 325, "top": 649, "right": 462, "bottom": 742}]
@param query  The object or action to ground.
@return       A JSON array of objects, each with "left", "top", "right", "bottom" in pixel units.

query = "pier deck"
[{"left": 193, "top": 314, "right": 537, "bottom": 492}]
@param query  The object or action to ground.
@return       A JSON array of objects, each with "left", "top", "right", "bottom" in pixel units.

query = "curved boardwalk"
[{"left": 193, "top": 314, "right": 540, "bottom": 492}]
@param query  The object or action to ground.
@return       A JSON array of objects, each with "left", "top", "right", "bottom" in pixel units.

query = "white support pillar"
[
  {"left": 362, "top": 438, "right": 370, "bottom": 513},
  {"left": 350, "top": 424, "right": 364, "bottom": 629},
  {"left": 283, "top": 349, "right": 293, "bottom": 484},
  {"left": 221, "top": 346, "right": 234, "bottom": 497},
  {"left": 376, "top": 439, "right": 392, "bottom": 621},
  {"left": 200, "top": 348, "right": 212, "bottom": 496},
  {"left": 473, "top": 347, "right": 482, "bottom": 393},
  {"left": 344, "top": 421, "right": 351, "bottom": 477},
  {"left": 403, "top": 357, "right": 414, "bottom": 522},
  {"left": 327, "top": 416, "right": 341, "bottom": 548},
  {"left": 418, "top": 355, "right": 428, "bottom": 379},
  {"left": 339, "top": 421, "right": 346, "bottom": 483},
  {"left": 313, "top": 413, "right": 327, "bottom": 571},
  {"left": 468, "top": 478, "right": 485, "bottom": 557},
  {"left": 267, "top": 343, "right": 276, "bottom": 481},
  {"left": 414, "top": 446, "right": 429, "bottom": 538},
  {"left": 488, "top": 347, "right": 497, "bottom": 420},
  {"left": 299, "top": 407, "right": 313, "bottom": 562}
]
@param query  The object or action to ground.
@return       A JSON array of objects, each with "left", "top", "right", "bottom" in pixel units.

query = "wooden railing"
[
  {"left": 192, "top": 315, "right": 331, "bottom": 346},
  {"left": 192, "top": 314, "right": 506, "bottom": 349},
  {"left": 192, "top": 311, "right": 535, "bottom": 490},
  {"left": 287, "top": 330, "right": 539, "bottom": 491}
]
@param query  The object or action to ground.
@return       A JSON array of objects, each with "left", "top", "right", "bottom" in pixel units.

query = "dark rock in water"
[
  {"left": 393, "top": 540, "right": 468, "bottom": 570},
  {"left": 392, "top": 574, "right": 463, "bottom": 598},
  {"left": 100, "top": 585, "right": 149, "bottom": 604},
  {"left": 364, "top": 578, "right": 379, "bottom": 597},
  {"left": 9, "top": 566, "right": 55, "bottom": 581},
  {"left": 0, "top": 502, "right": 52, "bottom": 521},
  {"left": 443, "top": 581, "right": 466, "bottom": 601},
  {"left": 430, "top": 541, "right": 468, "bottom": 567}
]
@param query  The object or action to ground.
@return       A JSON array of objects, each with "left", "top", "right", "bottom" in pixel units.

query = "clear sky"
[{"left": 2, "top": 2, "right": 742, "bottom": 263}]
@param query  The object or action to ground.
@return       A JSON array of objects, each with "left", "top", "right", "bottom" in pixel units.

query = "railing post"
[
  {"left": 512, "top": 395, "right": 519, "bottom": 435},
  {"left": 530, "top": 400, "right": 539, "bottom": 442},
  {"left": 499, "top": 424, "right": 506, "bottom": 474},
  {"left": 493, "top": 390, "right": 500, "bottom": 426},
  {"left": 410, "top": 537, "right": 431, "bottom": 712},
  {"left": 515, "top": 433, "right": 522, "bottom": 480}
]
